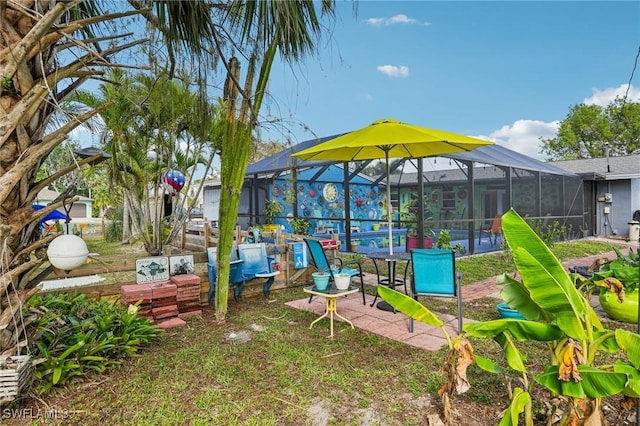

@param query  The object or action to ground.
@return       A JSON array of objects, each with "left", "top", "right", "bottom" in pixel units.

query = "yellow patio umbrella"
[{"left": 292, "top": 118, "right": 494, "bottom": 255}]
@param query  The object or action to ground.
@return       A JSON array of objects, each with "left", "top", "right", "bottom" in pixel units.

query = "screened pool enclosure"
[{"left": 237, "top": 139, "right": 583, "bottom": 255}]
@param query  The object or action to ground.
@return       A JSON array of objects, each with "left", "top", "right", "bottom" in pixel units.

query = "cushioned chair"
[
  {"left": 409, "top": 249, "right": 463, "bottom": 334},
  {"left": 238, "top": 243, "right": 280, "bottom": 298},
  {"left": 207, "top": 247, "right": 245, "bottom": 303},
  {"left": 303, "top": 238, "right": 366, "bottom": 305}
]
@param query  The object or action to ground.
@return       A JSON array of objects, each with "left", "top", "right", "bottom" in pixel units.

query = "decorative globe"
[
  {"left": 47, "top": 234, "right": 89, "bottom": 271},
  {"left": 161, "top": 169, "right": 186, "bottom": 195}
]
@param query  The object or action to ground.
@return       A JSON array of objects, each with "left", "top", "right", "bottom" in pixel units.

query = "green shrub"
[
  {"left": 26, "top": 294, "right": 161, "bottom": 393},
  {"left": 104, "top": 220, "right": 123, "bottom": 242}
]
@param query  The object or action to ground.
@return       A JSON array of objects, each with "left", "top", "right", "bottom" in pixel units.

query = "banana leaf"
[
  {"left": 615, "top": 328, "right": 640, "bottom": 368},
  {"left": 502, "top": 210, "right": 601, "bottom": 340},
  {"left": 474, "top": 354, "right": 505, "bottom": 374},
  {"left": 464, "top": 319, "right": 564, "bottom": 342},
  {"left": 378, "top": 286, "right": 444, "bottom": 327},
  {"left": 495, "top": 332, "right": 527, "bottom": 373},
  {"left": 497, "top": 387, "right": 530, "bottom": 426},
  {"left": 613, "top": 360, "right": 640, "bottom": 398},
  {"left": 535, "top": 365, "right": 627, "bottom": 399},
  {"left": 498, "top": 273, "right": 546, "bottom": 321}
]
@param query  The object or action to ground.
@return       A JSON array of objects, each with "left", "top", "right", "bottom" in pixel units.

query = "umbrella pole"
[{"left": 386, "top": 151, "right": 393, "bottom": 256}]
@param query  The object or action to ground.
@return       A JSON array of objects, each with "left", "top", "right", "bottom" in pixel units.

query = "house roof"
[
  {"left": 550, "top": 155, "right": 640, "bottom": 180},
  {"left": 36, "top": 188, "right": 92, "bottom": 203}
]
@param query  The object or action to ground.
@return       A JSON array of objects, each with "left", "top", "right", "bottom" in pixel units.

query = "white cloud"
[
  {"left": 367, "top": 14, "right": 429, "bottom": 26},
  {"left": 377, "top": 65, "right": 409, "bottom": 78},
  {"left": 366, "top": 17, "right": 385, "bottom": 26},
  {"left": 484, "top": 119, "right": 560, "bottom": 161},
  {"left": 388, "top": 14, "right": 416, "bottom": 25},
  {"left": 583, "top": 84, "right": 640, "bottom": 106}
]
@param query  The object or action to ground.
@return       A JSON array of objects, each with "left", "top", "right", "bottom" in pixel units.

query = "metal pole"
[{"left": 386, "top": 151, "right": 393, "bottom": 256}]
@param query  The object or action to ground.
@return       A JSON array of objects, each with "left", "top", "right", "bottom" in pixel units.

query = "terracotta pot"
[
  {"left": 599, "top": 288, "right": 638, "bottom": 323},
  {"left": 405, "top": 235, "right": 433, "bottom": 251}
]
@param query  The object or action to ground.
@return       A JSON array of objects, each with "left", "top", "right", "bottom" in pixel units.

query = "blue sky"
[{"left": 261, "top": 1, "right": 640, "bottom": 161}]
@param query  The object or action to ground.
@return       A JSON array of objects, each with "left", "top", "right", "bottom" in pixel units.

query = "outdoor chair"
[
  {"left": 303, "top": 238, "right": 366, "bottom": 305},
  {"left": 207, "top": 247, "right": 245, "bottom": 303},
  {"left": 478, "top": 214, "right": 501, "bottom": 246},
  {"left": 409, "top": 249, "right": 463, "bottom": 334},
  {"left": 237, "top": 243, "right": 280, "bottom": 298}
]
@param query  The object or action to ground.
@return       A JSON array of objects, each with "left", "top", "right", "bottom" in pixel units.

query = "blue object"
[
  {"left": 237, "top": 243, "right": 280, "bottom": 298},
  {"left": 303, "top": 238, "right": 366, "bottom": 305},
  {"left": 207, "top": 247, "right": 245, "bottom": 303},
  {"left": 497, "top": 303, "right": 525, "bottom": 320},
  {"left": 311, "top": 272, "right": 330, "bottom": 291},
  {"left": 410, "top": 249, "right": 463, "bottom": 333},
  {"left": 32, "top": 204, "right": 67, "bottom": 223}
]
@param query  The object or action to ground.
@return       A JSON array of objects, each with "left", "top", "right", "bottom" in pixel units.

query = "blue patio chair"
[
  {"left": 409, "top": 249, "right": 463, "bottom": 334},
  {"left": 303, "top": 238, "right": 366, "bottom": 305},
  {"left": 207, "top": 247, "right": 245, "bottom": 303},
  {"left": 238, "top": 243, "right": 280, "bottom": 298}
]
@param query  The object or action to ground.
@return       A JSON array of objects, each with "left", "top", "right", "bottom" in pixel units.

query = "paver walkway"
[{"left": 285, "top": 238, "right": 638, "bottom": 351}]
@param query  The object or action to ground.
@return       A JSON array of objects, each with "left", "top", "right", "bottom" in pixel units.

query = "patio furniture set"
[{"left": 302, "top": 237, "right": 464, "bottom": 338}]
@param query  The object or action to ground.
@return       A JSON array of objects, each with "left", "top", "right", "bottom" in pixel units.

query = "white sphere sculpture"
[{"left": 47, "top": 234, "right": 89, "bottom": 271}]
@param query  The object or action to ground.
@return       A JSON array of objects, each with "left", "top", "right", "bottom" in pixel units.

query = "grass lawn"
[{"left": 12, "top": 239, "right": 638, "bottom": 425}]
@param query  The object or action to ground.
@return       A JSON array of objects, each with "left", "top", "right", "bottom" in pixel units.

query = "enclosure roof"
[
  {"left": 245, "top": 136, "right": 577, "bottom": 177},
  {"left": 245, "top": 134, "right": 346, "bottom": 176},
  {"left": 445, "top": 144, "right": 577, "bottom": 176},
  {"left": 550, "top": 155, "right": 640, "bottom": 180}
]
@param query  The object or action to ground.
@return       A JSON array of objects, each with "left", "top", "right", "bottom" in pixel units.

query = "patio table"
[
  {"left": 367, "top": 252, "right": 411, "bottom": 312},
  {"left": 303, "top": 285, "right": 359, "bottom": 338}
]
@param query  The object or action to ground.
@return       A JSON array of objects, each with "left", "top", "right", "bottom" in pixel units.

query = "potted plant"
[
  {"left": 290, "top": 217, "right": 311, "bottom": 235},
  {"left": 435, "top": 229, "right": 466, "bottom": 256},
  {"left": 581, "top": 247, "right": 639, "bottom": 323},
  {"left": 263, "top": 199, "right": 283, "bottom": 232},
  {"left": 311, "top": 269, "right": 330, "bottom": 291},
  {"left": 334, "top": 272, "right": 352, "bottom": 290},
  {"left": 401, "top": 194, "right": 435, "bottom": 250}
]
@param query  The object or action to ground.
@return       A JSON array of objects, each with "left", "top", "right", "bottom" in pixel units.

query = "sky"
[{"left": 260, "top": 1, "right": 640, "bottom": 161}]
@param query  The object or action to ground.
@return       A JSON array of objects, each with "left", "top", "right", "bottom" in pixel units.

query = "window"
[{"left": 442, "top": 191, "right": 456, "bottom": 210}]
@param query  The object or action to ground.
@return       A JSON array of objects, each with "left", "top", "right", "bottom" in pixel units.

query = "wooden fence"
[{"left": 42, "top": 223, "right": 338, "bottom": 304}]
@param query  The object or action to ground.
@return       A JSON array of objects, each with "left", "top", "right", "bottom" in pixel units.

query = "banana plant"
[
  {"left": 464, "top": 209, "right": 639, "bottom": 425},
  {"left": 378, "top": 285, "right": 476, "bottom": 424},
  {"left": 379, "top": 209, "right": 640, "bottom": 426}
]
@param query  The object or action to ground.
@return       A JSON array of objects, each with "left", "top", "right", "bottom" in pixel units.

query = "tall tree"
[
  {"left": 71, "top": 69, "right": 218, "bottom": 255},
  {"left": 0, "top": 1, "right": 217, "bottom": 355},
  {"left": 541, "top": 98, "right": 640, "bottom": 161},
  {"left": 212, "top": 1, "right": 336, "bottom": 322}
]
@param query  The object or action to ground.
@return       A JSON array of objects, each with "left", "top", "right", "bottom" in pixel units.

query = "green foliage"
[
  {"left": 26, "top": 294, "right": 161, "bottom": 393},
  {"left": 401, "top": 192, "right": 434, "bottom": 237},
  {"left": 526, "top": 218, "right": 574, "bottom": 247},
  {"left": 464, "top": 209, "right": 640, "bottom": 424},
  {"left": 104, "top": 220, "right": 123, "bottom": 243},
  {"left": 540, "top": 99, "right": 640, "bottom": 160},
  {"left": 290, "top": 218, "right": 311, "bottom": 235},
  {"left": 590, "top": 246, "right": 639, "bottom": 291},
  {"left": 263, "top": 199, "right": 283, "bottom": 224},
  {"left": 436, "top": 229, "right": 451, "bottom": 249}
]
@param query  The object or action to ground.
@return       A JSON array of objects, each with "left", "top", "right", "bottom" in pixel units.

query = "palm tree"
[
  {"left": 71, "top": 69, "right": 217, "bottom": 255},
  {"left": 0, "top": 0, "right": 337, "bottom": 354},
  {"left": 0, "top": 1, "right": 217, "bottom": 355},
  {"left": 212, "top": 1, "right": 336, "bottom": 322}
]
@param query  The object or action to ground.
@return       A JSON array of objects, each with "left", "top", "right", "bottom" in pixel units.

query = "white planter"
[{"left": 334, "top": 274, "right": 352, "bottom": 290}]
